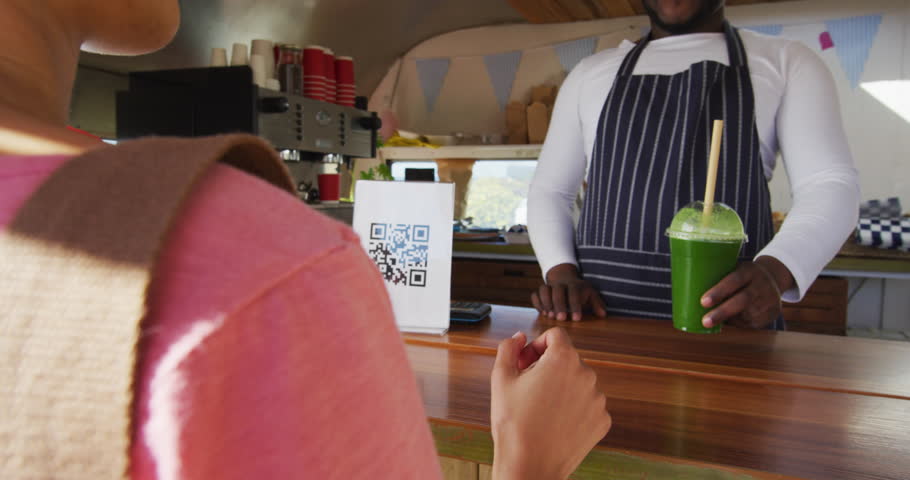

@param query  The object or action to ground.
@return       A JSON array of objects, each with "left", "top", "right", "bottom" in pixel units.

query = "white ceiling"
[{"left": 78, "top": 0, "right": 525, "bottom": 97}]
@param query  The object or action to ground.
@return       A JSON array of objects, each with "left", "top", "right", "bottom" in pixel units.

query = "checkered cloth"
[
  {"left": 856, "top": 198, "right": 909, "bottom": 251},
  {"left": 859, "top": 197, "right": 902, "bottom": 219}
]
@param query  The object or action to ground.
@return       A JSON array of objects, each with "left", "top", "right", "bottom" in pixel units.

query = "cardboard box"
[
  {"left": 531, "top": 85, "right": 558, "bottom": 109},
  {"left": 506, "top": 101, "right": 529, "bottom": 144},
  {"left": 527, "top": 102, "right": 550, "bottom": 144}
]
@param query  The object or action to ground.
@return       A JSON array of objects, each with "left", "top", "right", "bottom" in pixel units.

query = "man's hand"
[
  {"left": 531, "top": 264, "right": 607, "bottom": 322},
  {"left": 701, "top": 256, "right": 795, "bottom": 329},
  {"left": 491, "top": 329, "right": 612, "bottom": 480}
]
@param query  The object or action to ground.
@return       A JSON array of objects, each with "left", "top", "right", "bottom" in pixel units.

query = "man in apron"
[{"left": 528, "top": 0, "right": 859, "bottom": 329}]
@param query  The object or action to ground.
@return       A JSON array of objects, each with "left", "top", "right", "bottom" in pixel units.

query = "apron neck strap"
[
  {"left": 722, "top": 21, "right": 748, "bottom": 69},
  {"left": 618, "top": 20, "right": 747, "bottom": 77}
]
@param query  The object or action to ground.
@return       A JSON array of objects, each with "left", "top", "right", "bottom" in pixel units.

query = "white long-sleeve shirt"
[{"left": 528, "top": 30, "right": 860, "bottom": 302}]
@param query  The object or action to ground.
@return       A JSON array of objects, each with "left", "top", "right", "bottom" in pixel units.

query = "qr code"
[{"left": 367, "top": 223, "right": 430, "bottom": 287}]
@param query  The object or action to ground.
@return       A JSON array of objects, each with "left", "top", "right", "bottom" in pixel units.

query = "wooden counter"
[
  {"left": 451, "top": 239, "right": 910, "bottom": 336},
  {"left": 404, "top": 306, "right": 910, "bottom": 480},
  {"left": 451, "top": 240, "right": 910, "bottom": 278}
]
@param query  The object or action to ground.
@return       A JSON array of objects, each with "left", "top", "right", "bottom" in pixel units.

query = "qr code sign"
[{"left": 368, "top": 223, "right": 430, "bottom": 287}]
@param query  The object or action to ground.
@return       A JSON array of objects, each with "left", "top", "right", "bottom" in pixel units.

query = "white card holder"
[{"left": 353, "top": 180, "right": 454, "bottom": 334}]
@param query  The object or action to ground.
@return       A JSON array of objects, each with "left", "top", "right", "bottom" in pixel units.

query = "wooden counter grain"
[
  {"left": 407, "top": 306, "right": 910, "bottom": 399},
  {"left": 405, "top": 306, "right": 910, "bottom": 479}
]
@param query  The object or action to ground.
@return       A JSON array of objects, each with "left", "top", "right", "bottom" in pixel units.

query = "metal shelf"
[{"left": 378, "top": 144, "right": 542, "bottom": 161}]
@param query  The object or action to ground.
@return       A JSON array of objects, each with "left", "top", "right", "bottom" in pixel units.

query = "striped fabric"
[{"left": 576, "top": 23, "right": 774, "bottom": 320}]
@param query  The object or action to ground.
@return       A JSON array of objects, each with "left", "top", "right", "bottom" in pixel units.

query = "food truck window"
[{"left": 391, "top": 159, "right": 536, "bottom": 228}]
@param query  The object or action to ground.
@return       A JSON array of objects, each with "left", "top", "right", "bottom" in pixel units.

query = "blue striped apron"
[{"left": 576, "top": 22, "right": 774, "bottom": 320}]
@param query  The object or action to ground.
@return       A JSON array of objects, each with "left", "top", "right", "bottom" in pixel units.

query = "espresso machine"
[{"left": 116, "top": 66, "right": 380, "bottom": 207}]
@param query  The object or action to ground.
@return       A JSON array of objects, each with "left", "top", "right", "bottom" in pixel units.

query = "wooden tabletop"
[{"left": 404, "top": 306, "right": 910, "bottom": 480}]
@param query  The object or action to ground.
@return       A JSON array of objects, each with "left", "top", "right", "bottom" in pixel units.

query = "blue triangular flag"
[
  {"left": 826, "top": 15, "right": 882, "bottom": 89},
  {"left": 553, "top": 37, "right": 597, "bottom": 73},
  {"left": 483, "top": 51, "right": 522, "bottom": 111},
  {"left": 743, "top": 24, "right": 783, "bottom": 36},
  {"left": 416, "top": 58, "right": 450, "bottom": 113}
]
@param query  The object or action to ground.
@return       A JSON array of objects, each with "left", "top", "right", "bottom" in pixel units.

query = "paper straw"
[{"left": 702, "top": 119, "right": 724, "bottom": 224}]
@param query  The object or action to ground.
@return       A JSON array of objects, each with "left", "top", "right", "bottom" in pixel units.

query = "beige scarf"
[{"left": 0, "top": 134, "right": 294, "bottom": 479}]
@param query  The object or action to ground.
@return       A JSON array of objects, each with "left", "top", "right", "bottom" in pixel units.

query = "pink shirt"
[{"left": 0, "top": 154, "right": 442, "bottom": 479}]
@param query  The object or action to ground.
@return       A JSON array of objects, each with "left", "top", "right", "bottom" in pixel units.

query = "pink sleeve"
[{"left": 133, "top": 240, "right": 442, "bottom": 479}]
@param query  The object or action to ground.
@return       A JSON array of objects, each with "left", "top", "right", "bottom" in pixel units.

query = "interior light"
[{"left": 861, "top": 80, "right": 910, "bottom": 124}]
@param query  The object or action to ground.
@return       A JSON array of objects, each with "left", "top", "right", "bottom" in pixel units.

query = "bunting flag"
[
  {"left": 639, "top": 26, "right": 651, "bottom": 40},
  {"left": 407, "top": 14, "right": 884, "bottom": 116},
  {"left": 483, "top": 51, "right": 523, "bottom": 111},
  {"left": 744, "top": 24, "right": 783, "bottom": 36},
  {"left": 416, "top": 58, "right": 450, "bottom": 113},
  {"left": 825, "top": 15, "right": 882, "bottom": 89},
  {"left": 553, "top": 37, "right": 597, "bottom": 73}
]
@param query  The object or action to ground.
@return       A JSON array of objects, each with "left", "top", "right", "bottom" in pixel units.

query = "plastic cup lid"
[{"left": 665, "top": 201, "right": 748, "bottom": 243}]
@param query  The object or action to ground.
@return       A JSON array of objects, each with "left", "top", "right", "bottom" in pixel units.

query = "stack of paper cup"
[
  {"left": 210, "top": 48, "right": 228, "bottom": 67},
  {"left": 230, "top": 43, "right": 248, "bottom": 66},
  {"left": 335, "top": 56, "right": 356, "bottom": 107},
  {"left": 250, "top": 54, "right": 267, "bottom": 87},
  {"left": 251, "top": 39, "right": 274, "bottom": 79},
  {"left": 302, "top": 46, "right": 326, "bottom": 101},
  {"left": 323, "top": 48, "right": 336, "bottom": 104}
]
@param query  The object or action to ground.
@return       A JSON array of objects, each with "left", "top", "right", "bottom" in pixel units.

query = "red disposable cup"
[
  {"left": 303, "top": 46, "right": 326, "bottom": 101},
  {"left": 303, "top": 46, "right": 325, "bottom": 76},
  {"left": 323, "top": 50, "right": 336, "bottom": 103},
  {"left": 303, "top": 86, "right": 325, "bottom": 101},
  {"left": 335, "top": 56, "right": 355, "bottom": 85},
  {"left": 318, "top": 173, "right": 341, "bottom": 202},
  {"left": 336, "top": 90, "right": 355, "bottom": 106}
]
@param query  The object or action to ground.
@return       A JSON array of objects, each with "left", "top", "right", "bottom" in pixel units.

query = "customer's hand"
[
  {"left": 701, "top": 257, "right": 794, "bottom": 329},
  {"left": 490, "top": 328, "right": 612, "bottom": 480},
  {"left": 531, "top": 264, "right": 607, "bottom": 321}
]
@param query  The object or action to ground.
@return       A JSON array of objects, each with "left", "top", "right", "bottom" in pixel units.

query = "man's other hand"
[{"left": 531, "top": 264, "right": 607, "bottom": 322}]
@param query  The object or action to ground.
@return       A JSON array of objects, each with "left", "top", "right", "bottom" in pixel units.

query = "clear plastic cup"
[{"left": 666, "top": 201, "right": 747, "bottom": 334}]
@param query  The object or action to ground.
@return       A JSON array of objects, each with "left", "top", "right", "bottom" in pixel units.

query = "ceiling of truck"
[
  {"left": 78, "top": 0, "right": 795, "bottom": 96},
  {"left": 507, "top": 0, "right": 796, "bottom": 23},
  {"left": 78, "top": 0, "right": 525, "bottom": 97}
]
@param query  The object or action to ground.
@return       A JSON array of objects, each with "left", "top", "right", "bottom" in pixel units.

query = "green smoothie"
[
  {"left": 669, "top": 237, "right": 742, "bottom": 333},
  {"left": 666, "top": 202, "right": 747, "bottom": 334}
]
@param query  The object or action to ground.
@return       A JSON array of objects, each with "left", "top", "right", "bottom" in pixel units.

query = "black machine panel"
[{"left": 116, "top": 66, "right": 378, "bottom": 159}]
